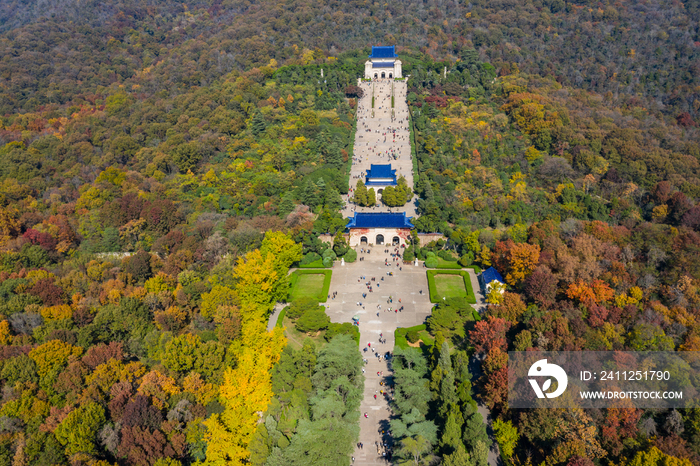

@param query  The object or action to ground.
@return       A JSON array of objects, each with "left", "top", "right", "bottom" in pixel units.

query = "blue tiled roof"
[
  {"left": 366, "top": 164, "right": 397, "bottom": 186},
  {"left": 367, "top": 164, "right": 396, "bottom": 178},
  {"left": 481, "top": 267, "right": 504, "bottom": 285},
  {"left": 347, "top": 213, "right": 414, "bottom": 229},
  {"left": 372, "top": 62, "right": 395, "bottom": 68},
  {"left": 369, "top": 46, "right": 398, "bottom": 59}
]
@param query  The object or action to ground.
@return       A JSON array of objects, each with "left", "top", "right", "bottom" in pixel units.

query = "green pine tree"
[
  {"left": 439, "top": 409, "right": 465, "bottom": 457},
  {"left": 354, "top": 180, "right": 368, "bottom": 206},
  {"left": 367, "top": 188, "right": 376, "bottom": 206},
  {"left": 443, "top": 444, "right": 474, "bottom": 466},
  {"left": 278, "top": 192, "right": 296, "bottom": 218},
  {"left": 397, "top": 176, "right": 411, "bottom": 204},
  {"left": 382, "top": 186, "right": 396, "bottom": 206},
  {"left": 325, "top": 144, "right": 344, "bottom": 169},
  {"left": 302, "top": 180, "right": 320, "bottom": 209},
  {"left": 251, "top": 111, "right": 267, "bottom": 136},
  {"left": 323, "top": 185, "right": 343, "bottom": 210}
]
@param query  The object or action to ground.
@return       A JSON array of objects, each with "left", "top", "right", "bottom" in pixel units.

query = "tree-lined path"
[
  {"left": 343, "top": 79, "right": 418, "bottom": 218},
  {"left": 324, "top": 249, "right": 432, "bottom": 465}
]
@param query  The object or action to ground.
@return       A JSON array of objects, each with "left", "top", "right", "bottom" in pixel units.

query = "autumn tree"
[
  {"left": 468, "top": 317, "right": 511, "bottom": 356},
  {"left": 55, "top": 402, "right": 106, "bottom": 455}
]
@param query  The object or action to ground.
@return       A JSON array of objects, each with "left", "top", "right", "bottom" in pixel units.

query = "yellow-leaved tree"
[
  {"left": 202, "top": 231, "right": 298, "bottom": 464},
  {"left": 203, "top": 321, "right": 287, "bottom": 464}
]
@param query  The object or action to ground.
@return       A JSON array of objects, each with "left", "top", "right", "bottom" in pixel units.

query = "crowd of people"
[
  {"left": 342, "top": 80, "right": 417, "bottom": 465},
  {"left": 344, "top": 79, "right": 415, "bottom": 217}
]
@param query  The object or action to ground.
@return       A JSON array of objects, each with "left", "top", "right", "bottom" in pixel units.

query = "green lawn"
[
  {"left": 434, "top": 275, "right": 468, "bottom": 300},
  {"left": 426, "top": 270, "right": 476, "bottom": 304},
  {"left": 395, "top": 325, "right": 436, "bottom": 354},
  {"left": 290, "top": 274, "right": 325, "bottom": 301},
  {"left": 282, "top": 315, "right": 326, "bottom": 350}
]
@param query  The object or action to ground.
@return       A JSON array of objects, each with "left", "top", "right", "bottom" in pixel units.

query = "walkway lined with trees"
[{"left": 343, "top": 79, "right": 418, "bottom": 217}]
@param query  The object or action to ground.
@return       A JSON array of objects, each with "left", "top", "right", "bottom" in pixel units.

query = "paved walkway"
[
  {"left": 325, "top": 249, "right": 432, "bottom": 465},
  {"left": 470, "top": 354, "right": 504, "bottom": 466},
  {"left": 298, "top": 76, "right": 498, "bottom": 466},
  {"left": 266, "top": 303, "right": 285, "bottom": 332},
  {"left": 467, "top": 268, "right": 488, "bottom": 314},
  {"left": 343, "top": 79, "right": 418, "bottom": 218}
]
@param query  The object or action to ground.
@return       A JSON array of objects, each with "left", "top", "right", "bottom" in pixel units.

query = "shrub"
[
  {"left": 325, "top": 322, "right": 360, "bottom": 343},
  {"left": 300, "top": 252, "right": 321, "bottom": 265},
  {"left": 322, "top": 249, "right": 337, "bottom": 261},
  {"left": 403, "top": 247, "right": 415, "bottom": 262},
  {"left": 295, "top": 308, "right": 330, "bottom": 334},
  {"left": 459, "top": 252, "right": 474, "bottom": 267},
  {"left": 438, "top": 250, "right": 456, "bottom": 261},
  {"left": 322, "top": 256, "right": 333, "bottom": 268},
  {"left": 425, "top": 256, "right": 439, "bottom": 268},
  {"left": 285, "top": 298, "right": 320, "bottom": 320},
  {"left": 406, "top": 330, "right": 420, "bottom": 343},
  {"left": 343, "top": 249, "right": 357, "bottom": 263}
]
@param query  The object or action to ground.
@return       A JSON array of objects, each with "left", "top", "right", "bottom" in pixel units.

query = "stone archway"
[
  {"left": 381, "top": 72, "right": 386, "bottom": 78},
  {"left": 378, "top": 189, "right": 383, "bottom": 194},
  {"left": 360, "top": 236, "right": 368, "bottom": 245},
  {"left": 376, "top": 234, "right": 384, "bottom": 245},
  {"left": 374, "top": 73, "right": 378, "bottom": 79},
  {"left": 392, "top": 236, "right": 400, "bottom": 245},
  {"left": 389, "top": 73, "right": 393, "bottom": 78}
]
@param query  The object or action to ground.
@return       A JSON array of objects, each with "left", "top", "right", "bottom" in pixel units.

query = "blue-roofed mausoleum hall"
[
  {"left": 364, "top": 46, "right": 403, "bottom": 80},
  {"left": 365, "top": 164, "right": 397, "bottom": 186},
  {"left": 346, "top": 213, "right": 413, "bottom": 246}
]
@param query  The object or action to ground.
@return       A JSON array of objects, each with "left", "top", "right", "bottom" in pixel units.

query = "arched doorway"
[
  {"left": 376, "top": 234, "right": 384, "bottom": 245},
  {"left": 392, "top": 236, "right": 400, "bottom": 245},
  {"left": 360, "top": 236, "right": 368, "bottom": 245},
  {"left": 374, "top": 73, "right": 378, "bottom": 79},
  {"left": 378, "top": 189, "right": 383, "bottom": 194},
  {"left": 389, "top": 73, "right": 393, "bottom": 78},
  {"left": 381, "top": 72, "right": 386, "bottom": 78}
]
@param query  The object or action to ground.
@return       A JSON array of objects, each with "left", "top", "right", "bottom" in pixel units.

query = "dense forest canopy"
[
  {"left": 0, "top": 0, "right": 698, "bottom": 120},
  {"left": 1, "top": 0, "right": 700, "bottom": 465}
]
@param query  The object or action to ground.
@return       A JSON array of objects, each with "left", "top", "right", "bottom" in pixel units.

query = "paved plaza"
[
  {"left": 343, "top": 80, "right": 418, "bottom": 218},
  {"left": 325, "top": 248, "right": 432, "bottom": 465}
]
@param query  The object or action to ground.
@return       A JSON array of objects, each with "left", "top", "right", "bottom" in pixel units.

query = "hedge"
[
  {"left": 298, "top": 259, "right": 330, "bottom": 268},
  {"left": 424, "top": 260, "right": 482, "bottom": 273},
  {"left": 435, "top": 258, "right": 462, "bottom": 269},
  {"left": 288, "top": 269, "right": 333, "bottom": 303},
  {"left": 426, "top": 270, "right": 476, "bottom": 304}
]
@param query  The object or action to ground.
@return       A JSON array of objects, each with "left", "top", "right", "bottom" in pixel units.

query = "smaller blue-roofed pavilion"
[
  {"left": 479, "top": 267, "right": 506, "bottom": 294},
  {"left": 365, "top": 164, "right": 397, "bottom": 186},
  {"left": 346, "top": 212, "right": 413, "bottom": 246}
]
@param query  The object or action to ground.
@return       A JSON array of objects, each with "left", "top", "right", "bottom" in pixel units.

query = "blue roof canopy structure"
[
  {"left": 367, "top": 164, "right": 396, "bottom": 178},
  {"left": 481, "top": 267, "right": 505, "bottom": 285},
  {"left": 347, "top": 213, "right": 414, "bottom": 229},
  {"left": 369, "top": 46, "right": 398, "bottom": 59}
]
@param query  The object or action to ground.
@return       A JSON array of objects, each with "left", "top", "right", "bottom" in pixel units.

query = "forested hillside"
[
  {"left": 1, "top": 0, "right": 698, "bottom": 120},
  {"left": 1, "top": 0, "right": 700, "bottom": 465},
  {"left": 391, "top": 56, "right": 700, "bottom": 465}
]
